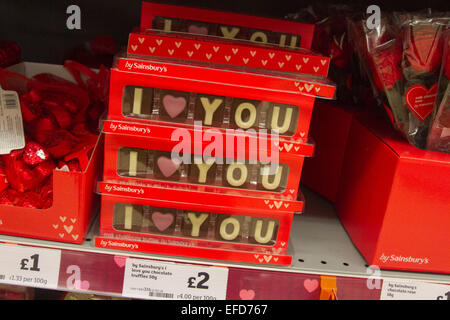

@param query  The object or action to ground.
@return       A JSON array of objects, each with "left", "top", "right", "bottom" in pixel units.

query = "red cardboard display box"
[
  {"left": 127, "top": 31, "right": 330, "bottom": 76},
  {"left": 140, "top": 2, "right": 315, "bottom": 50},
  {"left": 0, "top": 63, "right": 103, "bottom": 244},
  {"left": 336, "top": 111, "right": 450, "bottom": 273},
  {"left": 109, "top": 55, "right": 335, "bottom": 144},
  {"left": 102, "top": 120, "right": 312, "bottom": 201},
  {"left": 302, "top": 101, "right": 358, "bottom": 202},
  {"left": 96, "top": 180, "right": 301, "bottom": 265}
]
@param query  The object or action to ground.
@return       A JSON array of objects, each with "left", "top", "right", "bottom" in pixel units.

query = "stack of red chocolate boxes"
[{"left": 95, "top": 2, "right": 336, "bottom": 265}]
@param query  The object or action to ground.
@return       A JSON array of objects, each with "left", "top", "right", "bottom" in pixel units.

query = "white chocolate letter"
[
  {"left": 124, "top": 205, "right": 134, "bottom": 230},
  {"left": 128, "top": 150, "right": 138, "bottom": 176},
  {"left": 220, "top": 26, "right": 240, "bottom": 39},
  {"left": 195, "top": 160, "right": 215, "bottom": 183},
  {"left": 132, "top": 88, "right": 143, "bottom": 114},
  {"left": 253, "top": 219, "right": 276, "bottom": 244},
  {"left": 226, "top": 163, "right": 248, "bottom": 186},
  {"left": 188, "top": 213, "right": 208, "bottom": 237},
  {"left": 279, "top": 34, "right": 298, "bottom": 48},
  {"left": 219, "top": 217, "right": 241, "bottom": 240},
  {"left": 270, "top": 106, "right": 294, "bottom": 134},
  {"left": 235, "top": 102, "right": 257, "bottom": 129},
  {"left": 261, "top": 165, "right": 283, "bottom": 190},
  {"left": 200, "top": 97, "right": 223, "bottom": 125},
  {"left": 250, "top": 31, "right": 268, "bottom": 43},
  {"left": 163, "top": 19, "right": 172, "bottom": 32}
]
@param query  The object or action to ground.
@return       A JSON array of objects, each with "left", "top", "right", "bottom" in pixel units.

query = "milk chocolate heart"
[
  {"left": 162, "top": 95, "right": 186, "bottom": 118},
  {"left": 151, "top": 211, "right": 174, "bottom": 231},
  {"left": 156, "top": 156, "right": 181, "bottom": 177},
  {"left": 188, "top": 25, "right": 208, "bottom": 35}
]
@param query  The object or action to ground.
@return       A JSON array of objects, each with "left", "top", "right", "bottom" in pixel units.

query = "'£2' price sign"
[{"left": 187, "top": 272, "right": 210, "bottom": 289}]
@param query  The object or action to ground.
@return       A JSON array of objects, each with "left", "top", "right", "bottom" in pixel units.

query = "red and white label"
[
  {"left": 405, "top": 83, "right": 438, "bottom": 122},
  {"left": 128, "top": 33, "right": 330, "bottom": 77}
]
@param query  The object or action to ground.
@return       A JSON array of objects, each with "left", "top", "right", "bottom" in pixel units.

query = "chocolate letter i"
[
  {"left": 128, "top": 150, "right": 139, "bottom": 176},
  {"left": 132, "top": 88, "right": 143, "bottom": 114},
  {"left": 124, "top": 205, "right": 134, "bottom": 230}
]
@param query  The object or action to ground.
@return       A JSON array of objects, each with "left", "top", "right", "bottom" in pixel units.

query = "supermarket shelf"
[{"left": 0, "top": 188, "right": 448, "bottom": 299}]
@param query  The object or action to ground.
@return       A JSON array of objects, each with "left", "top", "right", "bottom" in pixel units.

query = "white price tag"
[
  {"left": 0, "top": 86, "right": 25, "bottom": 155},
  {"left": 0, "top": 244, "right": 61, "bottom": 289},
  {"left": 122, "top": 258, "right": 229, "bottom": 300},
  {"left": 381, "top": 280, "right": 450, "bottom": 300}
]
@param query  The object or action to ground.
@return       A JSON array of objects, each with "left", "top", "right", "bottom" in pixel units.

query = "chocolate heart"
[
  {"left": 188, "top": 25, "right": 208, "bottom": 35},
  {"left": 151, "top": 211, "right": 174, "bottom": 231},
  {"left": 162, "top": 95, "right": 187, "bottom": 118},
  {"left": 156, "top": 156, "right": 180, "bottom": 177}
]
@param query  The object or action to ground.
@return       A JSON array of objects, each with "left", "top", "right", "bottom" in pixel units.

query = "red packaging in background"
[
  {"left": 0, "top": 41, "right": 21, "bottom": 68},
  {"left": 301, "top": 101, "right": 358, "bottom": 202}
]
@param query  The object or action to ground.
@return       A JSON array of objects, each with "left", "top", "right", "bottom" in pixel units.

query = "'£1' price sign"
[
  {"left": 0, "top": 244, "right": 61, "bottom": 289},
  {"left": 20, "top": 254, "right": 41, "bottom": 271},
  {"left": 436, "top": 291, "right": 450, "bottom": 300}
]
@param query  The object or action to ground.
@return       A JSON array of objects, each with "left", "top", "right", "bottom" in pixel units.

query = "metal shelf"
[{"left": 0, "top": 188, "right": 448, "bottom": 300}]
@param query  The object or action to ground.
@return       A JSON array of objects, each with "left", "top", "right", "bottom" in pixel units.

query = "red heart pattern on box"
[{"left": 128, "top": 33, "right": 330, "bottom": 77}]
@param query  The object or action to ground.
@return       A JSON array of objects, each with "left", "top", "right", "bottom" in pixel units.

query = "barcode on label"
[
  {"left": 3, "top": 94, "right": 18, "bottom": 109},
  {"left": 149, "top": 291, "right": 174, "bottom": 299}
]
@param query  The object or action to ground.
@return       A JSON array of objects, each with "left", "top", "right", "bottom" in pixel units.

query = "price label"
[
  {"left": 0, "top": 244, "right": 61, "bottom": 289},
  {"left": 381, "top": 280, "right": 450, "bottom": 300},
  {"left": 122, "top": 258, "right": 228, "bottom": 300},
  {"left": 0, "top": 85, "right": 25, "bottom": 155}
]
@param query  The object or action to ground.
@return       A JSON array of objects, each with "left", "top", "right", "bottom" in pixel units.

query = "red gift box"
[
  {"left": 336, "top": 111, "right": 450, "bottom": 273},
  {"left": 96, "top": 180, "right": 299, "bottom": 265},
  {"left": 108, "top": 56, "right": 335, "bottom": 144},
  {"left": 0, "top": 62, "right": 103, "bottom": 244},
  {"left": 301, "top": 101, "right": 358, "bottom": 202},
  {"left": 140, "top": 2, "right": 315, "bottom": 50},
  {"left": 102, "top": 120, "right": 311, "bottom": 201},
  {"left": 127, "top": 31, "right": 330, "bottom": 76}
]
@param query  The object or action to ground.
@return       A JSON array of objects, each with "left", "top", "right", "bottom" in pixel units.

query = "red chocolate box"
[
  {"left": 96, "top": 180, "right": 299, "bottom": 265},
  {"left": 336, "top": 111, "right": 450, "bottom": 273},
  {"left": 140, "top": 2, "right": 315, "bottom": 50},
  {"left": 301, "top": 101, "right": 358, "bottom": 202},
  {"left": 0, "top": 62, "right": 104, "bottom": 244},
  {"left": 102, "top": 120, "right": 311, "bottom": 201},
  {"left": 127, "top": 31, "right": 330, "bottom": 77},
  {"left": 0, "top": 135, "right": 103, "bottom": 244},
  {"left": 109, "top": 55, "right": 335, "bottom": 144}
]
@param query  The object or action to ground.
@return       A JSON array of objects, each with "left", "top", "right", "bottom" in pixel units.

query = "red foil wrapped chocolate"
[{"left": 0, "top": 59, "right": 108, "bottom": 209}]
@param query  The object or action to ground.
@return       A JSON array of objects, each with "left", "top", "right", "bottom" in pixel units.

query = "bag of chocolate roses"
[{"left": 350, "top": 11, "right": 449, "bottom": 149}]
